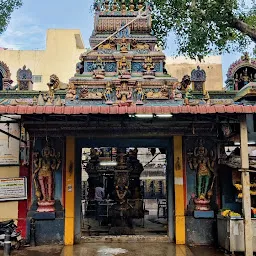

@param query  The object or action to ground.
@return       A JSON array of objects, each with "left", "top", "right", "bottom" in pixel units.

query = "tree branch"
[{"left": 231, "top": 18, "right": 256, "bottom": 42}]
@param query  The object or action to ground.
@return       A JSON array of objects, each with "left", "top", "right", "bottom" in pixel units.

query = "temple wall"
[
  {"left": 165, "top": 56, "right": 223, "bottom": 91},
  {"left": 0, "top": 166, "right": 20, "bottom": 221}
]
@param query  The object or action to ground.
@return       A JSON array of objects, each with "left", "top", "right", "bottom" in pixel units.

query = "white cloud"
[{"left": 0, "top": 13, "right": 45, "bottom": 50}]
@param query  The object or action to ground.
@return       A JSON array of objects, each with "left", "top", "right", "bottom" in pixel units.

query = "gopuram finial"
[
  {"left": 138, "top": 0, "right": 143, "bottom": 10},
  {"left": 121, "top": 0, "right": 126, "bottom": 12},
  {"left": 104, "top": 0, "right": 110, "bottom": 11},
  {"left": 130, "top": 0, "right": 135, "bottom": 11},
  {"left": 112, "top": 0, "right": 118, "bottom": 11}
]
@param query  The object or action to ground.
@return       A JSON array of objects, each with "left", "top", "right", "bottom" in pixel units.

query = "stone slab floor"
[{"left": 0, "top": 243, "right": 228, "bottom": 256}]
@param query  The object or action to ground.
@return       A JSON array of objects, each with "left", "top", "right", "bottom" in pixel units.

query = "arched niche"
[
  {"left": 225, "top": 53, "right": 256, "bottom": 90},
  {"left": 234, "top": 66, "right": 256, "bottom": 90}
]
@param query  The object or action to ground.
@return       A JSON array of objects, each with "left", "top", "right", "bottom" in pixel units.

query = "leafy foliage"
[
  {"left": 95, "top": 0, "right": 256, "bottom": 59},
  {"left": 0, "top": 0, "right": 22, "bottom": 35}
]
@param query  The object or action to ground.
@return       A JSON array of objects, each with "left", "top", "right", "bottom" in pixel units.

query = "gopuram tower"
[{"left": 67, "top": 0, "right": 180, "bottom": 106}]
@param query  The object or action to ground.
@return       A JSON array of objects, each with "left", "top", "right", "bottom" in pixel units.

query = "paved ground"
[{"left": 0, "top": 243, "right": 227, "bottom": 256}]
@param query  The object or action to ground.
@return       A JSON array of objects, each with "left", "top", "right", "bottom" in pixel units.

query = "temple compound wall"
[{"left": 165, "top": 56, "right": 223, "bottom": 91}]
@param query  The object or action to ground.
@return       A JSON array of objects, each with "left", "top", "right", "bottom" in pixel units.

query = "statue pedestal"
[
  {"left": 194, "top": 198, "right": 210, "bottom": 211},
  {"left": 37, "top": 200, "right": 55, "bottom": 212},
  {"left": 136, "top": 100, "right": 144, "bottom": 105},
  {"left": 194, "top": 210, "right": 214, "bottom": 219}
]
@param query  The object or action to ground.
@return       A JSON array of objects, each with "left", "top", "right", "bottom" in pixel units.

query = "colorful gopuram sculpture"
[
  {"left": 68, "top": 0, "right": 180, "bottom": 106},
  {"left": 226, "top": 52, "right": 256, "bottom": 91}
]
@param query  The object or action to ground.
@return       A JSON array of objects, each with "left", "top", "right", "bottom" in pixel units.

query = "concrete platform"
[{"left": 0, "top": 243, "right": 225, "bottom": 256}]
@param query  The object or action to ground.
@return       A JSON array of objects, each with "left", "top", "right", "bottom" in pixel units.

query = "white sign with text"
[{"left": 0, "top": 177, "right": 27, "bottom": 201}]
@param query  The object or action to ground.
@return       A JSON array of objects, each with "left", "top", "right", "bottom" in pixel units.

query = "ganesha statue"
[
  {"left": 33, "top": 142, "right": 61, "bottom": 212},
  {"left": 187, "top": 138, "right": 216, "bottom": 211}
]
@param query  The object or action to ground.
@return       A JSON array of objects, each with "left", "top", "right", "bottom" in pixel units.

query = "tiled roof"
[{"left": 0, "top": 105, "right": 255, "bottom": 115}]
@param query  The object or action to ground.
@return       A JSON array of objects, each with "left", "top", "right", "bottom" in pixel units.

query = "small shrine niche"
[
  {"left": 191, "top": 66, "right": 206, "bottom": 92},
  {"left": 17, "top": 65, "right": 33, "bottom": 90},
  {"left": 233, "top": 67, "right": 256, "bottom": 90},
  {"left": 226, "top": 52, "right": 256, "bottom": 91}
]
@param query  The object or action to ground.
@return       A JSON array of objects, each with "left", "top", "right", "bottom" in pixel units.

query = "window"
[{"left": 32, "top": 75, "right": 42, "bottom": 83}]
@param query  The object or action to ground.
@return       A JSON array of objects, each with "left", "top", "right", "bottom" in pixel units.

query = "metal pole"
[
  {"left": 3, "top": 229, "right": 11, "bottom": 256},
  {"left": 30, "top": 218, "right": 36, "bottom": 247},
  {"left": 240, "top": 115, "right": 253, "bottom": 256}
]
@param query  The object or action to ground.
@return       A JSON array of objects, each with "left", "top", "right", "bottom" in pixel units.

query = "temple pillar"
[
  {"left": 173, "top": 136, "right": 185, "bottom": 244},
  {"left": 240, "top": 115, "right": 253, "bottom": 256},
  {"left": 64, "top": 136, "right": 75, "bottom": 245}
]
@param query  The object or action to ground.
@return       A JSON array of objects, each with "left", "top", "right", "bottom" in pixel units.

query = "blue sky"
[{"left": 0, "top": 0, "right": 245, "bottom": 82}]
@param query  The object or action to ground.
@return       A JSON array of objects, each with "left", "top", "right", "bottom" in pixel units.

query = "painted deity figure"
[
  {"left": 240, "top": 68, "right": 250, "bottom": 86},
  {"left": 118, "top": 56, "right": 131, "bottom": 78},
  {"left": 120, "top": 37, "right": 129, "bottom": 53},
  {"left": 135, "top": 82, "right": 144, "bottom": 103},
  {"left": 184, "top": 87, "right": 193, "bottom": 105},
  {"left": 104, "top": 82, "right": 113, "bottom": 104},
  {"left": 66, "top": 83, "right": 76, "bottom": 100},
  {"left": 116, "top": 81, "right": 132, "bottom": 102},
  {"left": 33, "top": 143, "right": 61, "bottom": 202},
  {"left": 143, "top": 57, "right": 155, "bottom": 72},
  {"left": 188, "top": 140, "right": 215, "bottom": 200}
]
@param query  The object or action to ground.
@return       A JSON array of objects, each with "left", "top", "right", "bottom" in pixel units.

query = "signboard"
[
  {"left": 0, "top": 177, "right": 27, "bottom": 201},
  {"left": 0, "top": 116, "right": 20, "bottom": 165}
]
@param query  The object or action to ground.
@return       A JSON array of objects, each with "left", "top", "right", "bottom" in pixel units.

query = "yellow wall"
[
  {"left": 165, "top": 56, "right": 223, "bottom": 91},
  {"left": 0, "top": 29, "right": 223, "bottom": 91},
  {"left": 0, "top": 29, "right": 85, "bottom": 91},
  {"left": 0, "top": 166, "right": 20, "bottom": 221}
]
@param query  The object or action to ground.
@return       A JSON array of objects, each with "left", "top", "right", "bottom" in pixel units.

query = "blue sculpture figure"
[{"left": 117, "top": 21, "right": 131, "bottom": 38}]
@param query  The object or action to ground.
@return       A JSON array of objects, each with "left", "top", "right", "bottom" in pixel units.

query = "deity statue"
[
  {"left": 93, "top": 56, "right": 105, "bottom": 79},
  {"left": 118, "top": 56, "right": 131, "bottom": 79},
  {"left": 188, "top": 139, "right": 216, "bottom": 210},
  {"left": 116, "top": 81, "right": 132, "bottom": 104},
  {"left": 135, "top": 82, "right": 144, "bottom": 104},
  {"left": 117, "top": 21, "right": 131, "bottom": 38},
  {"left": 184, "top": 86, "right": 193, "bottom": 105},
  {"left": 143, "top": 56, "right": 155, "bottom": 78},
  {"left": 120, "top": 37, "right": 129, "bottom": 53},
  {"left": 239, "top": 68, "right": 251, "bottom": 87},
  {"left": 234, "top": 73, "right": 239, "bottom": 90},
  {"left": 66, "top": 83, "right": 76, "bottom": 101},
  {"left": 104, "top": 82, "right": 113, "bottom": 104},
  {"left": 33, "top": 142, "right": 61, "bottom": 212},
  {"left": 171, "top": 82, "right": 182, "bottom": 100}
]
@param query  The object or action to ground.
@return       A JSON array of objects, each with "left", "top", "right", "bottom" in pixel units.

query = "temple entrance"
[{"left": 75, "top": 138, "right": 173, "bottom": 239}]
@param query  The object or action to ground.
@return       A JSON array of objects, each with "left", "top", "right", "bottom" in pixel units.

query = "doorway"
[{"left": 74, "top": 138, "right": 174, "bottom": 241}]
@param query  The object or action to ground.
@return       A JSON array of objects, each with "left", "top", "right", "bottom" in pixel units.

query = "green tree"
[
  {"left": 152, "top": 0, "right": 256, "bottom": 59},
  {"left": 0, "top": 0, "right": 22, "bottom": 35},
  {"left": 95, "top": 0, "right": 256, "bottom": 59}
]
